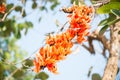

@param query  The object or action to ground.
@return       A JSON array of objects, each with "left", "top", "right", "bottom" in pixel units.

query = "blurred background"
[{"left": 0, "top": 0, "right": 120, "bottom": 80}]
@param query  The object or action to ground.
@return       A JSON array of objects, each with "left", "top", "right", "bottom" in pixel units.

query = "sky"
[{"left": 9, "top": 0, "right": 119, "bottom": 80}]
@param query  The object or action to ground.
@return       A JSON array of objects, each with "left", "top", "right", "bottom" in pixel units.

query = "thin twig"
[
  {"left": 0, "top": 6, "right": 16, "bottom": 22},
  {"left": 90, "top": 4, "right": 95, "bottom": 23},
  {"left": 5, "top": 68, "right": 20, "bottom": 80},
  {"left": 82, "top": 44, "right": 90, "bottom": 52},
  {"left": 58, "top": 21, "right": 68, "bottom": 32},
  {"left": 89, "top": 30, "right": 110, "bottom": 51},
  {"left": 92, "top": 0, "right": 110, "bottom": 7},
  {"left": 13, "top": 48, "right": 39, "bottom": 65},
  {"left": 79, "top": 29, "right": 110, "bottom": 56}
]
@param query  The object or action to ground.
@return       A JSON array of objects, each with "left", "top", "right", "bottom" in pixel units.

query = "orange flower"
[
  {"left": 68, "top": 4, "right": 92, "bottom": 43},
  {"left": 33, "top": 59, "right": 41, "bottom": 73},
  {"left": 47, "top": 63, "right": 58, "bottom": 74},
  {"left": 34, "top": 32, "right": 74, "bottom": 73},
  {"left": 0, "top": 3, "right": 6, "bottom": 14},
  {"left": 33, "top": 4, "right": 92, "bottom": 74}
]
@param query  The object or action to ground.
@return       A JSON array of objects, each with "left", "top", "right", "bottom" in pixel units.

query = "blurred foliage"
[
  {"left": 92, "top": 73, "right": 101, "bottom": 80},
  {"left": 0, "top": 0, "right": 62, "bottom": 79},
  {"left": 22, "top": 59, "right": 34, "bottom": 69},
  {"left": 97, "top": 2, "right": 120, "bottom": 14},
  {"left": 0, "top": 17, "right": 33, "bottom": 38},
  {"left": 95, "top": 0, "right": 120, "bottom": 35},
  {"left": 87, "top": 66, "right": 93, "bottom": 77},
  {"left": 0, "top": 37, "right": 32, "bottom": 79},
  {"left": 34, "top": 72, "right": 49, "bottom": 80},
  {"left": 111, "top": 9, "right": 120, "bottom": 17}
]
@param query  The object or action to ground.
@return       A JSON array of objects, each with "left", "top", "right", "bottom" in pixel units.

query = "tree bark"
[{"left": 102, "top": 22, "right": 120, "bottom": 80}]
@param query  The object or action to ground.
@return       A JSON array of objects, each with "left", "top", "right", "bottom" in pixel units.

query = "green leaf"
[
  {"left": 5, "top": 64, "right": 16, "bottom": 73},
  {"left": 40, "top": 6, "right": 46, "bottom": 10},
  {"left": 39, "top": 6, "right": 48, "bottom": 12},
  {"left": 49, "top": 0, "right": 54, "bottom": 2},
  {"left": 12, "top": 22, "right": 21, "bottom": 39},
  {"left": 18, "top": 21, "right": 33, "bottom": 29},
  {"left": 75, "top": 0, "right": 79, "bottom": 5},
  {"left": 22, "top": 59, "right": 33, "bottom": 69},
  {"left": 15, "top": 6, "right": 22, "bottom": 12},
  {"left": 15, "top": 30, "right": 21, "bottom": 39},
  {"left": 6, "top": 3, "right": 14, "bottom": 12},
  {"left": 0, "top": 22, "right": 4, "bottom": 27},
  {"left": 13, "top": 69, "right": 24, "bottom": 78},
  {"left": 2, "top": 19, "right": 15, "bottom": 37},
  {"left": 25, "top": 21, "right": 33, "bottom": 28},
  {"left": 32, "top": 2, "right": 37, "bottom": 9},
  {"left": 97, "top": 2, "right": 120, "bottom": 14},
  {"left": 92, "top": 73, "right": 101, "bottom": 80},
  {"left": 18, "top": 23, "right": 24, "bottom": 30},
  {"left": 99, "top": 25, "right": 109, "bottom": 35},
  {"left": 34, "top": 72, "right": 49, "bottom": 80},
  {"left": 13, "top": 23, "right": 18, "bottom": 36},
  {"left": 50, "top": 1, "right": 60, "bottom": 10},
  {"left": 22, "top": 10, "right": 26, "bottom": 17},
  {"left": 98, "top": 13, "right": 116, "bottom": 26},
  {"left": 25, "top": 28, "right": 28, "bottom": 35},
  {"left": 111, "top": 0, "right": 120, "bottom": 2},
  {"left": 98, "top": 19, "right": 108, "bottom": 26},
  {"left": 0, "top": 62, "right": 4, "bottom": 79},
  {"left": 4, "top": 51, "right": 11, "bottom": 59},
  {"left": 87, "top": 66, "right": 93, "bottom": 77},
  {"left": 98, "top": 14, "right": 120, "bottom": 26},
  {"left": 111, "top": 9, "right": 120, "bottom": 17},
  {"left": 118, "top": 31, "right": 120, "bottom": 34},
  {"left": 17, "top": 21, "right": 33, "bottom": 35},
  {"left": 71, "top": 0, "right": 74, "bottom": 4},
  {"left": 107, "top": 18, "right": 120, "bottom": 25},
  {"left": 24, "top": 21, "right": 33, "bottom": 35}
]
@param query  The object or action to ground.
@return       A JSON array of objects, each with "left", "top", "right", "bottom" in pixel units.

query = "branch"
[
  {"left": 80, "top": 29, "right": 110, "bottom": 55},
  {"left": 0, "top": 6, "right": 16, "bottom": 22},
  {"left": 13, "top": 48, "right": 39, "bottom": 65},
  {"left": 82, "top": 43, "right": 95, "bottom": 54},
  {"left": 60, "top": 21, "right": 68, "bottom": 31},
  {"left": 102, "top": 46, "right": 106, "bottom": 58},
  {"left": 5, "top": 68, "right": 19, "bottom": 80},
  {"left": 92, "top": 0, "right": 110, "bottom": 8},
  {"left": 102, "top": 22, "right": 120, "bottom": 80},
  {"left": 88, "top": 36, "right": 95, "bottom": 53},
  {"left": 88, "top": 30, "right": 110, "bottom": 51}
]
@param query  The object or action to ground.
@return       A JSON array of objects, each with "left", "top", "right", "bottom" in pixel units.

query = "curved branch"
[
  {"left": 0, "top": 6, "right": 16, "bottom": 22},
  {"left": 88, "top": 30, "right": 110, "bottom": 51},
  {"left": 5, "top": 68, "right": 19, "bottom": 80},
  {"left": 81, "top": 30, "right": 110, "bottom": 55}
]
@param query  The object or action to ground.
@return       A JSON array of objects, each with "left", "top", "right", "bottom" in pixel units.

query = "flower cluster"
[
  {"left": 33, "top": 4, "right": 92, "bottom": 74},
  {"left": 34, "top": 30, "right": 74, "bottom": 73},
  {"left": 68, "top": 4, "right": 92, "bottom": 43},
  {"left": 0, "top": 3, "right": 6, "bottom": 14}
]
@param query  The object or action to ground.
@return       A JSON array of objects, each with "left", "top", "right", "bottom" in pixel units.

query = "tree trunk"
[{"left": 102, "top": 22, "right": 120, "bottom": 80}]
